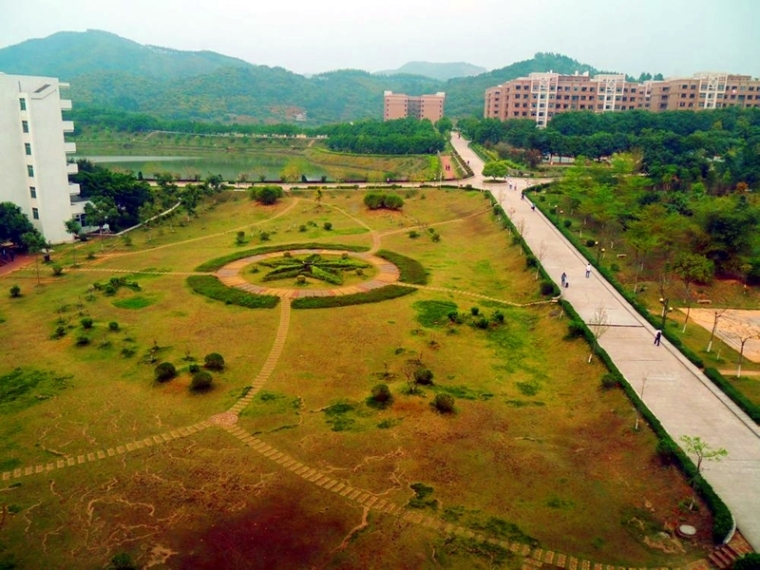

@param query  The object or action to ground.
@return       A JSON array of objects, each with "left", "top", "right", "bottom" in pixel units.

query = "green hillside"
[{"left": 0, "top": 31, "right": 620, "bottom": 124}]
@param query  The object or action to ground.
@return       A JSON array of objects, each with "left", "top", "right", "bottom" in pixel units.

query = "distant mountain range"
[
  {"left": 375, "top": 61, "right": 487, "bottom": 82},
  {"left": 0, "top": 30, "right": 623, "bottom": 124}
]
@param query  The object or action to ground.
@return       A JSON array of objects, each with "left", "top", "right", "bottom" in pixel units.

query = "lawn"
[{"left": 0, "top": 188, "right": 714, "bottom": 569}]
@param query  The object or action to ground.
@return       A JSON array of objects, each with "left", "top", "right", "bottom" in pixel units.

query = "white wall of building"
[{"left": 0, "top": 74, "right": 78, "bottom": 244}]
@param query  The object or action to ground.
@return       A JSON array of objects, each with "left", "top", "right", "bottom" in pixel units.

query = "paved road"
[{"left": 450, "top": 134, "right": 760, "bottom": 550}]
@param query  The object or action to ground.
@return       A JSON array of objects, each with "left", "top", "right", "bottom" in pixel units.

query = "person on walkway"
[
  {"left": 530, "top": 203, "right": 536, "bottom": 211},
  {"left": 585, "top": 263, "right": 592, "bottom": 278},
  {"left": 564, "top": 276, "right": 569, "bottom": 289},
  {"left": 520, "top": 191, "right": 525, "bottom": 200},
  {"left": 654, "top": 329, "right": 662, "bottom": 346},
  {"left": 561, "top": 272, "right": 567, "bottom": 287}
]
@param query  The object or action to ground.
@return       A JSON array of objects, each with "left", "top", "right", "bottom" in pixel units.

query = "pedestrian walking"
[
  {"left": 520, "top": 191, "right": 525, "bottom": 200},
  {"left": 530, "top": 203, "right": 536, "bottom": 211},
  {"left": 564, "top": 276, "right": 569, "bottom": 289},
  {"left": 561, "top": 272, "right": 567, "bottom": 287},
  {"left": 585, "top": 263, "right": 592, "bottom": 278},
  {"left": 653, "top": 329, "right": 662, "bottom": 346}
]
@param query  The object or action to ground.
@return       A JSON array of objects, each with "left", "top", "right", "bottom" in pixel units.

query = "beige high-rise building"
[
  {"left": 485, "top": 71, "right": 760, "bottom": 127},
  {"left": 384, "top": 91, "right": 445, "bottom": 122}
]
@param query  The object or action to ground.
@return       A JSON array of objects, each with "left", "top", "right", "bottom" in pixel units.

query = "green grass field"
[{"left": 0, "top": 189, "right": 715, "bottom": 569}]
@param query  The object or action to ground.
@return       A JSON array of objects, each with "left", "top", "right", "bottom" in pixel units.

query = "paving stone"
[
  {"left": 77, "top": 455, "right": 85, "bottom": 464},
  {"left": 134, "top": 441, "right": 145, "bottom": 450},
  {"left": 348, "top": 489, "right": 361, "bottom": 500},
  {"left": 87, "top": 453, "right": 95, "bottom": 461},
  {"left": 143, "top": 439, "right": 154, "bottom": 447},
  {"left": 97, "top": 451, "right": 106, "bottom": 459},
  {"left": 384, "top": 503, "right": 397, "bottom": 514},
  {"left": 323, "top": 480, "right": 338, "bottom": 491},
  {"left": 364, "top": 496, "right": 378, "bottom": 507},
  {"left": 116, "top": 446, "right": 126, "bottom": 454},
  {"left": 581, "top": 560, "right": 590, "bottom": 570},
  {"left": 263, "top": 449, "right": 277, "bottom": 458},
  {"left": 294, "top": 466, "right": 309, "bottom": 476},
  {"left": 35, "top": 465, "right": 44, "bottom": 473},
  {"left": 568, "top": 558, "right": 578, "bottom": 570},
  {"left": 356, "top": 492, "right": 370, "bottom": 503},
  {"left": 46, "top": 463, "right": 55, "bottom": 471},
  {"left": 302, "top": 469, "right": 316, "bottom": 479},
  {"left": 545, "top": 553, "right": 556, "bottom": 565},
  {"left": 1, "top": 472, "right": 8, "bottom": 481},
  {"left": 13, "top": 468, "right": 22, "bottom": 478},
  {"left": 555, "top": 554, "right": 566, "bottom": 568},
  {"left": 521, "top": 545, "right": 531, "bottom": 556},
  {"left": 532, "top": 549, "right": 544, "bottom": 561},
  {"left": 161, "top": 433, "right": 173, "bottom": 442},
  {"left": 107, "top": 448, "right": 115, "bottom": 457},
  {"left": 56, "top": 460, "right": 65, "bottom": 468},
  {"left": 282, "top": 459, "right": 297, "bottom": 468},
  {"left": 308, "top": 472, "right": 322, "bottom": 482},
  {"left": 153, "top": 436, "right": 163, "bottom": 444},
  {"left": 593, "top": 564, "right": 602, "bottom": 570},
  {"left": 332, "top": 483, "right": 345, "bottom": 493}
]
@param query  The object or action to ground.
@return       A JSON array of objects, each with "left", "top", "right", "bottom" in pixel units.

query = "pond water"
[{"left": 77, "top": 154, "right": 328, "bottom": 181}]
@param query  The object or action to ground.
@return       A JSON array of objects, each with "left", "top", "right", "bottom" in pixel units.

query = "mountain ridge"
[{"left": 0, "top": 31, "right": 632, "bottom": 123}]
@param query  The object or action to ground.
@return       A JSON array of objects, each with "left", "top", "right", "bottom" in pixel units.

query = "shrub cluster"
[
  {"left": 364, "top": 192, "right": 404, "bottom": 211},
  {"left": 195, "top": 243, "right": 368, "bottom": 272},
  {"left": 249, "top": 185, "right": 284, "bottom": 205},
  {"left": 191, "top": 371, "right": 213, "bottom": 391},
  {"left": 154, "top": 362, "right": 177, "bottom": 382},
  {"left": 204, "top": 352, "right": 225, "bottom": 371},
  {"left": 187, "top": 275, "right": 279, "bottom": 309}
]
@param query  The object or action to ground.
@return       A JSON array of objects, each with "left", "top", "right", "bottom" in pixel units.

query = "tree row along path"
[
  {"left": 450, "top": 134, "right": 760, "bottom": 550},
  {"left": 1, "top": 173, "right": 735, "bottom": 567}
]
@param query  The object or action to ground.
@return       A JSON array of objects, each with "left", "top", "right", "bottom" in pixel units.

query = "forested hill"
[
  {"left": 375, "top": 61, "right": 487, "bottom": 81},
  {"left": 0, "top": 31, "right": 627, "bottom": 124}
]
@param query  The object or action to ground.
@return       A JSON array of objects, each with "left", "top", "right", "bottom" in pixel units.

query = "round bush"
[
  {"left": 601, "top": 373, "right": 620, "bottom": 390},
  {"left": 9, "top": 285, "right": 20, "bottom": 298},
  {"left": 585, "top": 239, "right": 597, "bottom": 248},
  {"left": 75, "top": 335, "right": 90, "bottom": 346},
  {"left": 155, "top": 362, "right": 177, "bottom": 382},
  {"left": 299, "top": 225, "right": 307, "bottom": 232},
  {"left": 189, "top": 363, "right": 200, "bottom": 374},
  {"left": 204, "top": 352, "right": 225, "bottom": 371},
  {"left": 370, "top": 383, "right": 392, "bottom": 404},
  {"left": 413, "top": 367, "right": 434, "bottom": 386},
  {"left": 323, "top": 222, "right": 333, "bottom": 231},
  {"left": 191, "top": 370, "right": 213, "bottom": 391},
  {"left": 108, "top": 321, "right": 120, "bottom": 331},
  {"left": 81, "top": 317, "right": 94, "bottom": 329},
  {"left": 433, "top": 394, "right": 455, "bottom": 414},
  {"left": 52, "top": 264, "right": 63, "bottom": 276},
  {"left": 470, "top": 307, "right": 480, "bottom": 316},
  {"left": 563, "top": 219, "right": 572, "bottom": 228}
]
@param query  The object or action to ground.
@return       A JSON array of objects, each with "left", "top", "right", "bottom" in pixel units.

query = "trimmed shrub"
[
  {"left": 323, "top": 222, "right": 333, "bottom": 231},
  {"left": 470, "top": 307, "right": 480, "bottom": 316},
  {"left": 525, "top": 255, "right": 538, "bottom": 268},
  {"left": 565, "top": 320, "right": 586, "bottom": 339},
  {"left": 408, "top": 230, "right": 420, "bottom": 239},
  {"left": 108, "top": 321, "right": 120, "bottom": 331},
  {"left": 191, "top": 370, "right": 213, "bottom": 391},
  {"left": 734, "top": 553, "right": 760, "bottom": 570},
  {"left": 601, "top": 373, "right": 620, "bottom": 390},
  {"left": 492, "top": 310, "right": 505, "bottom": 324},
  {"left": 433, "top": 394, "right": 455, "bottom": 414},
  {"left": 81, "top": 317, "right": 94, "bottom": 329},
  {"left": 155, "top": 362, "right": 177, "bottom": 382},
  {"left": 75, "top": 335, "right": 90, "bottom": 346},
  {"left": 51, "top": 264, "right": 63, "bottom": 276},
  {"left": 204, "top": 352, "right": 225, "bottom": 371},
  {"left": 187, "top": 275, "right": 279, "bottom": 309},
  {"left": 195, "top": 243, "right": 368, "bottom": 272},
  {"left": 188, "top": 363, "right": 200, "bottom": 373},
  {"left": 9, "top": 285, "right": 20, "bottom": 298},
  {"left": 375, "top": 250, "right": 427, "bottom": 285},
  {"left": 299, "top": 224, "right": 307, "bottom": 232},
  {"left": 539, "top": 280, "right": 556, "bottom": 296},
  {"left": 291, "top": 284, "right": 414, "bottom": 309}
]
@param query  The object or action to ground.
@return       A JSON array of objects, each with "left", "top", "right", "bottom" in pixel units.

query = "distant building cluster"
[
  {"left": 383, "top": 91, "right": 445, "bottom": 122},
  {"left": 0, "top": 73, "right": 82, "bottom": 243},
  {"left": 485, "top": 71, "right": 760, "bottom": 127}
]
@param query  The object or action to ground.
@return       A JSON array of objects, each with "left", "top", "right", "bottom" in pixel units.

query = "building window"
[
  {"left": 24, "top": 143, "right": 31, "bottom": 156},
  {"left": 19, "top": 98, "right": 26, "bottom": 111},
  {"left": 32, "top": 208, "right": 39, "bottom": 220},
  {"left": 30, "top": 187, "right": 36, "bottom": 199},
  {"left": 22, "top": 120, "right": 29, "bottom": 133},
  {"left": 27, "top": 165, "right": 34, "bottom": 177}
]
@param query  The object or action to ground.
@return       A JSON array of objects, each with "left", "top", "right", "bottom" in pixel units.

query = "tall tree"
[{"left": 64, "top": 219, "right": 82, "bottom": 266}]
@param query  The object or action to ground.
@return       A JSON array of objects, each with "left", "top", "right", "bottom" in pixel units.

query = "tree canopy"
[{"left": 0, "top": 202, "right": 42, "bottom": 248}]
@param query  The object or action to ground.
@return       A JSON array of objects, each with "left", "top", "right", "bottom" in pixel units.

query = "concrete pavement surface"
[{"left": 450, "top": 133, "right": 760, "bottom": 550}]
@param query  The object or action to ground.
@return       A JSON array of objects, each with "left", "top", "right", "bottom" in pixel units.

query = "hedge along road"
[{"left": 450, "top": 133, "right": 760, "bottom": 549}]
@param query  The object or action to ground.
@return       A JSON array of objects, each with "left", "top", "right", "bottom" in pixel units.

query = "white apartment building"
[{"left": 0, "top": 73, "right": 84, "bottom": 244}]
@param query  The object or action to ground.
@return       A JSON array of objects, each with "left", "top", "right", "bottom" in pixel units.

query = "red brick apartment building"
[
  {"left": 384, "top": 91, "right": 445, "bottom": 122},
  {"left": 485, "top": 72, "right": 760, "bottom": 127}
]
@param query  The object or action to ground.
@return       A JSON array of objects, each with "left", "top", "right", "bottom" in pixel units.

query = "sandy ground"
[{"left": 684, "top": 308, "right": 760, "bottom": 363}]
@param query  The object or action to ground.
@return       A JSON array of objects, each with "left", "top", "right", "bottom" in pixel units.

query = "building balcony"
[
  {"left": 70, "top": 199, "right": 88, "bottom": 216},
  {"left": 62, "top": 120, "right": 74, "bottom": 133},
  {"left": 64, "top": 142, "right": 76, "bottom": 154},
  {"left": 69, "top": 183, "right": 81, "bottom": 196},
  {"left": 66, "top": 162, "right": 79, "bottom": 175},
  {"left": 60, "top": 99, "right": 72, "bottom": 111}
]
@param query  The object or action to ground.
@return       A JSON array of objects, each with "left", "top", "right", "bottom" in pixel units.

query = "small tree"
[
  {"left": 413, "top": 367, "right": 434, "bottom": 386},
  {"left": 154, "top": 362, "right": 177, "bottom": 382},
  {"left": 9, "top": 285, "right": 21, "bottom": 298},
  {"left": 671, "top": 253, "right": 713, "bottom": 332},
  {"left": 64, "top": 219, "right": 82, "bottom": 266},
  {"left": 679, "top": 435, "right": 728, "bottom": 473},
  {"left": 252, "top": 185, "right": 284, "bottom": 205},
  {"left": 204, "top": 352, "right": 225, "bottom": 371},
  {"left": 587, "top": 306, "right": 609, "bottom": 363},
  {"left": 21, "top": 231, "right": 46, "bottom": 285},
  {"left": 482, "top": 160, "right": 508, "bottom": 180}
]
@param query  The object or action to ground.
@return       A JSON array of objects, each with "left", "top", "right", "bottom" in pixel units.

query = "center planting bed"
[
  {"left": 0, "top": 188, "right": 715, "bottom": 569},
  {"left": 243, "top": 252, "right": 377, "bottom": 288}
]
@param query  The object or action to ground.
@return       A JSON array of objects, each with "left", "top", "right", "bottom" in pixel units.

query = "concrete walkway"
[{"left": 450, "top": 134, "right": 760, "bottom": 550}]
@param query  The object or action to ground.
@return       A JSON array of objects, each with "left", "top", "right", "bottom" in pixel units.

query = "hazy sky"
[{"left": 1, "top": 0, "right": 758, "bottom": 77}]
